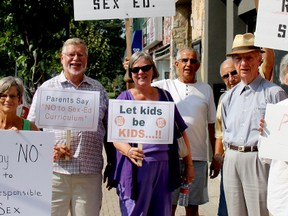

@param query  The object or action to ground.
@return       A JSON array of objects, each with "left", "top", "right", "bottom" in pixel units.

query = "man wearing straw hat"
[{"left": 221, "top": 33, "right": 287, "bottom": 216}]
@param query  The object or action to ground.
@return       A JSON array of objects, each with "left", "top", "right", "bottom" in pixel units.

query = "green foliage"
[{"left": 0, "top": 0, "right": 126, "bottom": 90}]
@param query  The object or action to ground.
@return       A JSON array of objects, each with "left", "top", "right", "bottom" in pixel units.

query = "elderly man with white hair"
[{"left": 221, "top": 33, "right": 287, "bottom": 216}]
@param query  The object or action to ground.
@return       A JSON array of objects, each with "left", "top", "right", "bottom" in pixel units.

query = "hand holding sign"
[{"left": 125, "top": 144, "right": 145, "bottom": 167}]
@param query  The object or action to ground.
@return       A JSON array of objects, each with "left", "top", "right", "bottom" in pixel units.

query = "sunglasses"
[
  {"left": 130, "top": 65, "right": 152, "bottom": 73},
  {"left": 179, "top": 58, "right": 199, "bottom": 64},
  {"left": 221, "top": 70, "right": 238, "bottom": 79}
]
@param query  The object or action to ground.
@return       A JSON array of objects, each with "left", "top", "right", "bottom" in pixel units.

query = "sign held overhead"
[{"left": 74, "top": 0, "right": 175, "bottom": 20}]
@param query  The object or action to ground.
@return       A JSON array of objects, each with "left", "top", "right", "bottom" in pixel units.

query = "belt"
[{"left": 228, "top": 144, "right": 258, "bottom": 152}]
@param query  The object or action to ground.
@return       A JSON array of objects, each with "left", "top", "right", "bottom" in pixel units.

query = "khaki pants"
[
  {"left": 51, "top": 172, "right": 102, "bottom": 216},
  {"left": 223, "top": 149, "right": 269, "bottom": 216}
]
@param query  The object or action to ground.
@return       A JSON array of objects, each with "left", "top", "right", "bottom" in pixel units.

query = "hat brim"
[{"left": 226, "top": 48, "right": 265, "bottom": 57}]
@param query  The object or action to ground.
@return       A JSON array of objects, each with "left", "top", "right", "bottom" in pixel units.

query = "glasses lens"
[
  {"left": 222, "top": 70, "right": 238, "bottom": 79},
  {"left": 64, "top": 53, "right": 85, "bottom": 59},
  {"left": 180, "top": 58, "right": 198, "bottom": 64},
  {"left": 222, "top": 74, "right": 229, "bottom": 79},
  {"left": 141, "top": 65, "right": 152, "bottom": 72},
  {"left": 0, "top": 94, "right": 18, "bottom": 99},
  {"left": 130, "top": 65, "right": 152, "bottom": 73},
  {"left": 230, "top": 70, "right": 237, "bottom": 76},
  {"left": 181, "top": 58, "right": 189, "bottom": 63}
]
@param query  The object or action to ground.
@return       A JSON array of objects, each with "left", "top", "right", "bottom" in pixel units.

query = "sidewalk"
[{"left": 100, "top": 174, "right": 220, "bottom": 216}]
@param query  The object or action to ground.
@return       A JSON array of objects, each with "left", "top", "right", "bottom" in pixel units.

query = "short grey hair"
[
  {"left": 62, "top": 38, "right": 88, "bottom": 56},
  {"left": 128, "top": 51, "right": 159, "bottom": 80},
  {"left": 0, "top": 76, "right": 24, "bottom": 100},
  {"left": 279, "top": 53, "right": 288, "bottom": 85},
  {"left": 176, "top": 47, "right": 200, "bottom": 61},
  {"left": 219, "top": 58, "right": 233, "bottom": 76}
]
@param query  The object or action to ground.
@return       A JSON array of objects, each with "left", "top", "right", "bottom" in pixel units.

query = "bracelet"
[{"left": 126, "top": 147, "right": 132, "bottom": 157}]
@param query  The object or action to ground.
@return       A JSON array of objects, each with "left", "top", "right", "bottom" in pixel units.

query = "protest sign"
[
  {"left": 0, "top": 130, "right": 54, "bottom": 216},
  {"left": 108, "top": 99, "right": 175, "bottom": 144},
  {"left": 258, "top": 103, "right": 288, "bottom": 161},
  {"left": 34, "top": 88, "right": 100, "bottom": 131},
  {"left": 255, "top": 0, "right": 288, "bottom": 51},
  {"left": 73, "top": 0, "right": 175, "bottom": 20}
]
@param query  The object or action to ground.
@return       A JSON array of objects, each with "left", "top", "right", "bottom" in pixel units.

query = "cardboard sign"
[
  {"left": 255, "top": 0, "right": 288, "bottom": 51},
  {"left": 73, "top": 0, "right": 175, "bottom": 20},
  {"left": 259, "top": 103, "right": 288, "bottom": 161},
  {"left": 108, "top": 99, "right": 175, "bottom": 144},
  {"left": 0, "top": 130, "right": 54, "bottom": 216},
  {"left": 34, "top": 88, "right": 100, "bottom": 131}
]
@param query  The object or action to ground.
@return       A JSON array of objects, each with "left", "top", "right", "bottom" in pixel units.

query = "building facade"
[{"left": 128, "top": 0, "right": 287, "bottom": 101}]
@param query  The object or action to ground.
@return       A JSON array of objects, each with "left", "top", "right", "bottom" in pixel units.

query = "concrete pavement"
[{"left": 100, "top": 174, "right": 220, "bottom": 216}]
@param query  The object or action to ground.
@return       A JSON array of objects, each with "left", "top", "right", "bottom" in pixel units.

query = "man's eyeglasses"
[
  {"left": 221, "top": 70, "right": 238, "bottom": 79},
  {"left": 130, "top": 65, "right": 152, "bottom": 73},
  {"left": 63, "top": 53, "right": 86, "bottom": 59},
  {"left": 178, "top": 58, "right": 199, "bottom": 64}
]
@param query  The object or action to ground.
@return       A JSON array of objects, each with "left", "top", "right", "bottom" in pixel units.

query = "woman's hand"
[
  {"left": 9, "top": 126, "right": 19, "bottom": 132},
  {"left": 53, "top": 144, "right": 71, "bottom": 162},
  {"left": 126, "top": 147, "right": 145, "bottom": 167}
]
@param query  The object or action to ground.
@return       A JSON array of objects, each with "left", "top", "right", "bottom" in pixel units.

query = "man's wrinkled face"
[
  {"left": 61, "top": 44, "right": 87, "bottom": 76},
  {"left": 232, "top": 51, "right": 262, "bottom": 84},
  {"left": 175, "top": 50, "right": 200, "bottom": 84},
  {"left": 220, "top": 60, "right": 240, "bottom": 89}
]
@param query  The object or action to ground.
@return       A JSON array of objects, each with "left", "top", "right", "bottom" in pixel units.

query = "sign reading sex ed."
[
  {"left": 255, "top": 0, "right": 288, "bottom": 51},
  {"left": 108, "top": 99, "right": 175, "bottom": 144},
  {"left": 73, "top": 0, "right": 175, "bottom": 20},
  {"left": 34, "top": 88, "right": 100, "bottom": 131},
  {"left": 0, "top": 130, "right": 54, "bottom": 216}
]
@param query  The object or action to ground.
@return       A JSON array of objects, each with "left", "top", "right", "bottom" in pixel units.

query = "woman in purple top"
[{"left": 112, "top": 51, "right": 194, "bottom": 216}]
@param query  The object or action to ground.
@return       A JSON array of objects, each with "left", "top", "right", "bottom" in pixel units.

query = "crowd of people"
[{"left": 2, "top": 32, "right": 288, "bottom": 216}]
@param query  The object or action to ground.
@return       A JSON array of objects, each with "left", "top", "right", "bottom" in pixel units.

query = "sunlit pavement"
[{"left": 100, "top": 162, "right": 220, "bottom": 216}]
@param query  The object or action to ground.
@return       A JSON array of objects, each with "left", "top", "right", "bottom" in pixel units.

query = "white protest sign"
[
  {"left": 35, "top": 88, "right": 100, "bottom": 131},
  {"left": 108, "top": 99, "right": 175, "bottom": 144},
  {"left": 0, "top": 130, "right": 54, "bottom": 216},
  {"left": 258, "top": 103, "right": 288, "bottom": 161},
  {"left": 255, "top": 0, "right": 288, "bottom": 51},
  {"left": 73, "top": 0, "right": 175, "bottom": 20}
]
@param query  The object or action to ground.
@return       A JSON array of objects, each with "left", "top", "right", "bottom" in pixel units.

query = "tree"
[{"left": 0, "top": 0, "right": 126, "bottom": 91}]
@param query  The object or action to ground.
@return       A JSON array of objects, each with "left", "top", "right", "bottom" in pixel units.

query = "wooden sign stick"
[{"left": 65, "top": 129, "right": 71, "bottom": 160}]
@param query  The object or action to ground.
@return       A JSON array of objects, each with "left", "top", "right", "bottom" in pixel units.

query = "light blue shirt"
[{"left": 221, "top": 74, "right": 287, "bottom": 147}]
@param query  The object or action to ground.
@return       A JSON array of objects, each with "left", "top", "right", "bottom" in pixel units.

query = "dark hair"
[{"left": 128, "top": 51, "right": 160, "bottom": 80}]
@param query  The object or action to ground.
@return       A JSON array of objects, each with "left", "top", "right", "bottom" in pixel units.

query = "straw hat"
[{"left": 226, "top": 33, "right": 264, "bottom": 56}]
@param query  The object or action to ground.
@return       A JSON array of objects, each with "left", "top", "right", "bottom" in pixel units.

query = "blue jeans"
[{"left": 218, "top": 169, "right": 228, "bottom": 216}]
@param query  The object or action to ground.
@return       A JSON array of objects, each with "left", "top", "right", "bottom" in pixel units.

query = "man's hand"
[
  {"left": 209, "top": 154, "right": 223, "bottom": 179},
  {"left": 53, "top": 144, "right": 71, "bottom": 162},
  {"left": 103, "top": 163, "right": 114, "bottom": 190}
]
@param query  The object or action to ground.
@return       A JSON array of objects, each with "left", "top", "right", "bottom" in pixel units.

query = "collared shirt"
[
  {"left": 27, "top": 72, "right": 109, "bottom": 174},
  {"left": 221, "top": 74, "right": 287, "bottom": 147},
  {"left": 215, "top": 92, "right": 226, "bottom": 139}
]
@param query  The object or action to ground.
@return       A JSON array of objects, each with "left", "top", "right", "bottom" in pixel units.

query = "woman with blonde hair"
[
  {"left": 0, "top": 76, "right": 38, "bottom": 131},
  {"left": 111, "top": 51, "right": 194, "bottom": 216}
]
